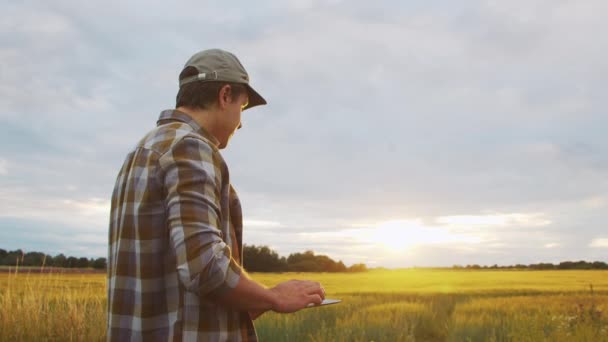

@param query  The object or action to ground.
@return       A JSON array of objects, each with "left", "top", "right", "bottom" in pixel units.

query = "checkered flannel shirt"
[{"left": 107, "top": 109, "right": 257, "bottom": 341}]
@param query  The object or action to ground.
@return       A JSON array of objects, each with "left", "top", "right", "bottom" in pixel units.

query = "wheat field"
[{"left": 1, "top": 269, "right": 607, "bottom": 341}]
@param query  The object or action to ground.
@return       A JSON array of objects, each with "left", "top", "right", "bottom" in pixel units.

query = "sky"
[{"left": 1, "top": 0, "right": 607, "bottom": 268}]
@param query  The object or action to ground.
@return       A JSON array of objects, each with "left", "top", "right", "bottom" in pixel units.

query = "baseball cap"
[{"left": 179, "top": 49, "right": 267, "bottom": 110}]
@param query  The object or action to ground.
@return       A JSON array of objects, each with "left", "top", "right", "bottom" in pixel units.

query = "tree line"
[
  {"left": 0, "top": 246, "right": 368, "bottom": 273},
  {"left": 5, "top": 246, "right": 603, "bottom": 271},
  {"left": 452, "top": 261, "right": 608, "bottom": 270},
  {"left": 0, "top": 249, "right": 107, "bottom": 269},
  {"left": 243, "top": 245, "right": 367, "bottom": 272}
]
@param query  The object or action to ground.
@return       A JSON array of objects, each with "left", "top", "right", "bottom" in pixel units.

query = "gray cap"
[{"left": 179, "top": 49, "right": 267, "bottom": 110}]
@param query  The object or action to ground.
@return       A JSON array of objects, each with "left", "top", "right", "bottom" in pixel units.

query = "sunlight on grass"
[{"left": 1, "top": 269, "right": 607, "bottom": 341}]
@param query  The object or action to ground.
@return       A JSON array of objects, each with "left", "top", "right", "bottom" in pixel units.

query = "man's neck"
[{"left": 176, "top": 106, "right": 220, "bottom": 147}]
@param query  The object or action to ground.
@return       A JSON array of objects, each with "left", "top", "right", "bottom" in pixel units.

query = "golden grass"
[
  {"left": 0, "top": 271, "right": 106, "bottom": 341},
  {"left": 1, "top": 269, "right": 607, "bottom": 341}
]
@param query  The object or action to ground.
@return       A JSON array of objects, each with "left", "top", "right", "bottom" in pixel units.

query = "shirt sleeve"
[{"left": 159, "top": 136, "right": 242, "bottom": 298}]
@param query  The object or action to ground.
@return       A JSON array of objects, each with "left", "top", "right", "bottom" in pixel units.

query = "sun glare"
[
  {"left": 437, "top": 213, "right": 551, "bottom": 227},
  {"left": 354, "top": 219, "right": 477, "bottom": 252}
]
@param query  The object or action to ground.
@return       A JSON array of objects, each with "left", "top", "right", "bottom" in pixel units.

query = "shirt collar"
[{"left": 157, "top": 109, "right": 220, "bottom": 147}]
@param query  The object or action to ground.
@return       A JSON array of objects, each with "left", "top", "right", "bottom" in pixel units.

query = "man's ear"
[{"left": 218, "top": 84, "right": 232, "bottom": 109}]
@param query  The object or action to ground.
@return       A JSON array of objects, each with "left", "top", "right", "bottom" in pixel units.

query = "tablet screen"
[{"left": 306, "top": 298, "right": 341, "bottom": 308}]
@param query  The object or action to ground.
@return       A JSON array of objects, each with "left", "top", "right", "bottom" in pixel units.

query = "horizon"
[
  {"left": 1, "top": 1, "right": 607, "bottom": 268},
  {"left": 1, "top": 245, "right": 607, "bottom": 270}
]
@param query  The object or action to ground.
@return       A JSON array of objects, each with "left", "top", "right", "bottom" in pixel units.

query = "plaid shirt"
[{"left": 108, "top": 109, "right": 257, "bottom": 341}]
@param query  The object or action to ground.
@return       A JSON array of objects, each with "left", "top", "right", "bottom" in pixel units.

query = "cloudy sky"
[{"left": 1, "top": 0, "right": 607, "bottom": 268}]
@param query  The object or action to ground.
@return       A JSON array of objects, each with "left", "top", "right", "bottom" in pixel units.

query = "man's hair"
[{"left": 176, "top": 66, "right": 246, "bottom": 110}]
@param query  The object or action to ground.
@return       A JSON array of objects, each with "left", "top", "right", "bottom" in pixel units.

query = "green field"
[{"left": 1, "top": 269, "right": 607, "bottom": 341}]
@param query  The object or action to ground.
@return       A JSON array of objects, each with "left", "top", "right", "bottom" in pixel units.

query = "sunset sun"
[{"left": 348, "top": 218, "right": 489, "bottom": 254}]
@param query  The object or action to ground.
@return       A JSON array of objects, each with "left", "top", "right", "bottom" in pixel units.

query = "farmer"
[{"left": 107, "top": 49, "right": 325, "bottom": 341}]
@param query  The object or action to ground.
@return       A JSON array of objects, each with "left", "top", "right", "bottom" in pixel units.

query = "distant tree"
[
  {"left": 76, "top": 257, "right": 89, "bottom": 268},
  {"left": 530, "top": 263, "right": 555, "bottom": 270},
  {"left": 53, "top": 254, "right": 67, "bottom": 268},
  {"left": 558, "top": 261, "right": 594, "bottom": 270},
  {"left": 289, "top": 259, "right": 320, "bottom": 272},
  {"left": 41, "top": 254, "right": 53, "bottom": 267},
  {"left": 331, "top": 261, "right": 347, "bottom": 272},
  {"left": 348, "top": 263, "right": 367, "bottom": 272},
  {"left": 66, "top": 256, "right": 78, "bottom": 268},
  {"left": 243, "top": 245, "right": 287, "bottom": 272},
  {"left": 286, "top": 250, "right": 354, "bottom": 272},
  {"left": 313, "top": 255, "right": 335, "bottom": 272},
  {"left": 3, "top": 249, "right": 24, "bottom": 266},
  {"left": 577, "top": 261, "right": 593, "bottom": 269},
  {"left": 287, "top": 251, "right": 315, "bottom": 266},
  {"left": 92, "top": 257, "right": 107, "bottom": 270},
  {"left": 23, "top": 252, "right": 46, "bottom": 266},
  {"left": 287, "top": 251, "right": 323, "bottom": 272}
]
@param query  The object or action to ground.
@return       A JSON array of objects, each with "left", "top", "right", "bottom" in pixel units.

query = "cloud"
[
  {"left": 0, "top": 185, "right": 110, "bottom": 233},
  {"left": 1, "top": 1, "right": 607, "bottom": 266},
  {"left": 590, "top": 239, "right": 608, "bottom": 248},
  {"left": 243, "top": 212, "right": 561, "bottom": 267},
  {"left": 243, "top": 219, "right": 282, "bottom": 228},
  {"left": 582, "top": 196, "right": 608, "bottom": 209},
  {"left": 0, "top": 159, "right": 7, "bottom": 175},
  {"left": 225, "top": 0, "right": 608, "bottom": 216},
  {"left": 0, "top": 217, "right": 107, "bottom": 257},
  {"left": 436, "top": 213, "right": 551, "bottom": 228}
]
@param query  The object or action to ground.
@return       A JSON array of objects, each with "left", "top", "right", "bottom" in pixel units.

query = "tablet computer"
[{"left": 306, "top": 298, "right": 341, "bottom": 308}]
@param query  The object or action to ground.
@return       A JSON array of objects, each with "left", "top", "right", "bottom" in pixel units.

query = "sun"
[
  {"left": 355, "top": 219, "right": 469, "bottom": 252},
  {"left": 370, "top": 220, "right": 421, "bottom": 251}
]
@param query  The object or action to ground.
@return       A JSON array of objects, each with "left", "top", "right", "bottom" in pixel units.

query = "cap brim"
[{"left": 244, "top": 84, "right": 267, "bottom": 110}]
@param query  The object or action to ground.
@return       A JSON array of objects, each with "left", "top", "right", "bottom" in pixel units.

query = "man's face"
[{"left": 217, "top": 89, "right": 248, "bottom": 149}]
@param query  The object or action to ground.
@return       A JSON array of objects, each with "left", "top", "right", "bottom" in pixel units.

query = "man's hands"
[
  {"left": 216, "top": 274, "right": 325, "bottom": 320},
  {"left": 269, "top": 280, "right": 325, "bottom": 313}
]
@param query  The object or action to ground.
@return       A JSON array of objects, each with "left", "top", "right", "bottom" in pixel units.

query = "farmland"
[{"left": 1, "top": 269, "right": 607, "bottom": 341}]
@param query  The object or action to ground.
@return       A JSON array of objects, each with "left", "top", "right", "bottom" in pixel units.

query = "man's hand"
[
  {"left": 213, "top": 275, "right": 325, "bottom": 317},
  {"left": 269, "top": 280, "right": 325, "bottom": 313}
]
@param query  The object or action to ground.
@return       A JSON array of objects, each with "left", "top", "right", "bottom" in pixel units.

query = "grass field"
[{"left": 1, "top": 269, "right": 607, "bottom": 341}]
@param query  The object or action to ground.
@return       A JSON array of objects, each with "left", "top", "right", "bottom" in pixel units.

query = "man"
[{"left": 107, "top": 49, "right": 325, "bottom": 341}]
